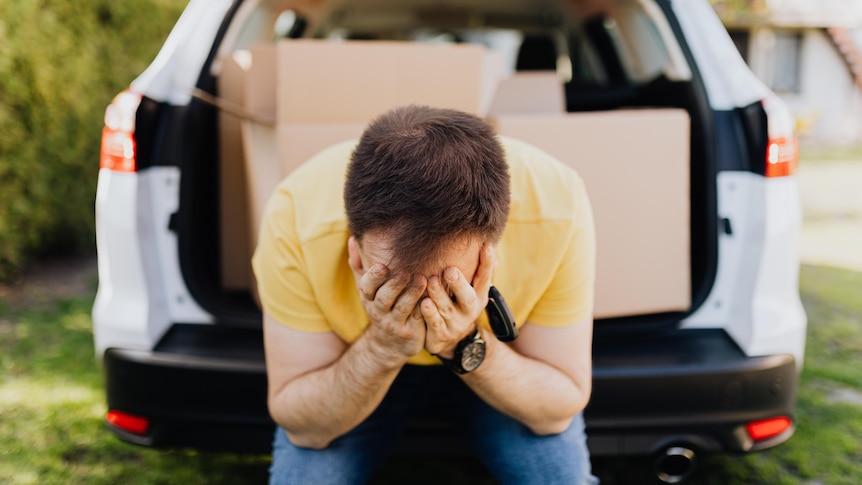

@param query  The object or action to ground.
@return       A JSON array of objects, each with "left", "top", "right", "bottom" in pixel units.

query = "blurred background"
[
  {"left": 0, "top": 0, "right": 860, "bottom": 484},
  {"left": 0, "top": 0, "right": 857, "bottom": 281}
]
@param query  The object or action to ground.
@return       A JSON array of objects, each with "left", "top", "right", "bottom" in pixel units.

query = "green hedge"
[{"left": 0, "top": 0, "right": 187, "bottom": 280}]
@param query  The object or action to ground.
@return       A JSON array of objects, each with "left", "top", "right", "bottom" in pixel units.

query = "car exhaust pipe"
[{"left": 654, "top": 446, "right": 697, "bottom": 483}]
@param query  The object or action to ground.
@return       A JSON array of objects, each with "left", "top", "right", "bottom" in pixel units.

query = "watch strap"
[{"left": 434, "top": 330, "right": 485, "bottom": 374}]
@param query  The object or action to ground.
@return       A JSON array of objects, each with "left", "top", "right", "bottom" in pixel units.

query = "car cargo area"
[{"left": 175, "top": 0, "right": 717, "bottom": 334}]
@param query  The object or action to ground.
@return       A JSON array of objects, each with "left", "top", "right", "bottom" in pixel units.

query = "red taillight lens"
[
  {"left": 765, "top": 136, "right": 799, "bottom": 178},
  {"left": 100, "top": 90, "right": 142, "bottom": 172},
  {"left": 747, "top": 416, "right": 792, "bottom": 441},
  {"left": 100, "top": 127, "right": 137, "bottom": 172},
  {"left": 761, "top": 95, "right": 799, "bottom": 178},
  {"left": 106, "top": 410, "right": 150, "bottom": 435}
]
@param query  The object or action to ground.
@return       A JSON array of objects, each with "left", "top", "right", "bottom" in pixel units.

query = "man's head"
[{"left": 344, "top": 105, "right": 510, "bottom": 275}]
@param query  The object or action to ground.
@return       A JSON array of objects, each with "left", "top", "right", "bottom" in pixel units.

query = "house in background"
[{"left": 712, "top": 0, "right": 862, "bottom": 146}]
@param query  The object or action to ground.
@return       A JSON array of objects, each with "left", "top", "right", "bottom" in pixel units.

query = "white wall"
[{"left": 748, "top": 28, "right": 862, "bottom": 145}]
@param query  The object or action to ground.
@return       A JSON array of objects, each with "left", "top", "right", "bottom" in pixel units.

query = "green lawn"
[
  {"left": 1, "top": 264, "right": 860, "bottom": 484},
  {"left": 798, "top": 144, "right": 862, "bottom": 163}
]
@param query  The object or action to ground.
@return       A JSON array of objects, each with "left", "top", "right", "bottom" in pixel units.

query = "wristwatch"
[{"left": 435, "top": 330, "right": 486, "bottom": 374}]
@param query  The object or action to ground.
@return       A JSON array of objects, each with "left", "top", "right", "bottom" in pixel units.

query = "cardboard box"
[
  {"left": 217, "top": 51, "right": 253, "bottom": 290},
  {"left": 493, "top": 110, "right": 691, "bottom": 318},
  {"left": 272, "top": 39, "right": 504, "bottom": 194},
  {"left": 488, "top": 71, "right": 565, "bottom": 116},
  {"left": 240, "top": 44, "right": 280, "bottom": 259},
  {"left": 266, "top": 38, "right": 508, "bottom": 217},
  {"left": 228, "top": 39, "right": 691, "bottom": 319},
  {"left": 277, "top": 123, "right": 366, "bottom": 177},
  {"left": 231, "top": 40, "right": 504, "bottom": 293},
  {"left": 275, "top": 40, "right": 503, "bottom": 123}
]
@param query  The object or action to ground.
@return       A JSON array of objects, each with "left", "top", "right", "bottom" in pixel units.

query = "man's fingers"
[
  {"left": 445, "top": 267, "right": 478, "bottom": 311},
  {"left": 358, "top": 264, "right": 389, "bottom": 301},
  {"left": 421, "top": 297, "right": 444, "bottom": 331},
  {"left": 422, "top": 298, "right": 458, "bottom": 356},
  {"left": 471, "top": 243, "right": 495, "bottom": 299},
  {"left": 426, "top": 275, "right": 455, "bottom": 317},
  {"left": 393, "top": 274, "right": 427, "bottom": 317}
]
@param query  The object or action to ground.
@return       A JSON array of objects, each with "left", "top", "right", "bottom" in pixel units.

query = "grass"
[
  {"left": 1, "top": 264, "right": 861, "bottom": 483},
  {"left": 799, "top": 144, "right": 862, "bottom": 164},
  {"left": 594, "top": 264, "right": 862, "bottom": 485},
  {"left": 0, "top": 297, "right": 271, "bottom": 484}
]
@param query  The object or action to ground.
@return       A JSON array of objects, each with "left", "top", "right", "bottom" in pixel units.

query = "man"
[{"left": 253, "top": 105, "right": 597, "bottom": 484}]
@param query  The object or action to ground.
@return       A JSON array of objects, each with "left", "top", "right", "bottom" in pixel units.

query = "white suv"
[{"left": 93, "top": 0, "right": 805, "bottom": 479}]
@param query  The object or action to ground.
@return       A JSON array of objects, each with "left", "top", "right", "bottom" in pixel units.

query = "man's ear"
[{"left": 347, "top": 236, "right": 364, "bottom": 274}]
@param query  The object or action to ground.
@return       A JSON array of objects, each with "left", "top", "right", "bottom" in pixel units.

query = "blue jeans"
[{"left": 269, "top": 365, "right": 597, "bottom": 484}]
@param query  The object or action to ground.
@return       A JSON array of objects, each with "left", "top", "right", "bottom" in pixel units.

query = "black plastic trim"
[
  {"left": 103, "top": 326, "right": 796, "bottom": 455},
  {"left": 134, "top": 97, "right": 161, "bottom": 170},
  {"left": 134, "top": 98, "right": 192, "bottom": 170},
  {"left": 739, "top": 100, "right": 769, "bottom": 176},
  {"left": 711, "top": 102, "right": 768, "bottom": 174}
]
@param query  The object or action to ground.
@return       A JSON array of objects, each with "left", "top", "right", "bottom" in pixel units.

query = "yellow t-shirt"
[{"left": 252, "top": 136, "right": 595, "bottom": 365}]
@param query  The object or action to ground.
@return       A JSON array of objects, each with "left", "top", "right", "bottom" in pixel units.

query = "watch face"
[{"left": 460, "top": 341, "right": 486, "bottom": 372}]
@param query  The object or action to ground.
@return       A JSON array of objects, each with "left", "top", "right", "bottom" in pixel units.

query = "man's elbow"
[
  {"left": 528, "top": 416, "right": 574, "bottom": 437},
  {"left": 284, "top": 430, "right": 334, "bottom": 450},
  {"left": 527, "top": 396, "right": 589, "bottom": 436}
]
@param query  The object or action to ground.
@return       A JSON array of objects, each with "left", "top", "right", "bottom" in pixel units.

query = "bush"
[{"left": 0, "top": 0, "right": 186, "bottom": 280}]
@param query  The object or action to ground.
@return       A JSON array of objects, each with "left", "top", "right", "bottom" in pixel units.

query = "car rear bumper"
[
  {"left": 103, "top": 325, "right": 796, "bottom": 455},
  {"left": 587, "top": 329, "right": 796, "bottom": 455},
  {"left": 103, "top": 325, "right": 273, "bottom": 452}
]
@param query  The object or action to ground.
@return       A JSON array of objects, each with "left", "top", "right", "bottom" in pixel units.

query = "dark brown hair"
[{"left": 344, "top": 105, "right": 510, "bottom": 273}]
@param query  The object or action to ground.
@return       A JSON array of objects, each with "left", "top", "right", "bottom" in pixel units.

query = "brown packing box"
[
  {"left": 276, "top": 123, "right": 367, "bottom": 177},
  {"left": 233, "top": 40, "right": 504, "bottom": 293},
  {"left": 229, "top": 39, "right": 691, "bottom": 319},
  {"left": 274, "top": 40, "right": 502, "bottom": 189},
  {"left": 240, "top": 44, "right": 280, "bottom": 261},
  {"left": 274, "top": 39, "right": 504, "bottom": 179},
  {"left": 217, "top": 51, "right": 253, "bottom": 290},
  {"left": 487, "top": 71, "right": 566, "bottom": 116},
  {"left": 275, "top": 39, "right": 504, "bottom": 123},
  {"left": 493, "top": 110, "right": 691, "bottom": 318}
]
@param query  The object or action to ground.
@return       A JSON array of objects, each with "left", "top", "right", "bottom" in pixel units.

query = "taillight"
[
  {"left": 765, "top": 136, "right": 799, "bottom": 178},
  {"left": 762, "top": 95, "right": 799, "bottom": 178},
  {"left": 100, "top": 90, "right": 142, "bottom": 172},
  {"left": 747, "top": 416, "right": 792, "bottom": 441},
  {"left": 105, "top": 409, "right": 150, "bottom": 435}
]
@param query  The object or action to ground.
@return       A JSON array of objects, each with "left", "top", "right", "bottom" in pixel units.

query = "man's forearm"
[
  {"left": 461, "top": 329, "right": 591, "bottom": 435},
  {"left": 268, "top": 334, "right": 404, "bottom": 449}
]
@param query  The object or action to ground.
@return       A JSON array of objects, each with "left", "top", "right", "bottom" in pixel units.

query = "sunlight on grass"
[
  {"left": 0, "top": 295, "right": 272, "bottom": 485},
  {"left": 0, "top": 379, "right": 100, "bottom": 407}
]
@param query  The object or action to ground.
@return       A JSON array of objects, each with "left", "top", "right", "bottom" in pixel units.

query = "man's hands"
[
  {"left": 348, "top": 237, "right": 427, "bottom": 366},
  {"left": 348, "top": 237, "right": 496, "bottom": 363},
  {"left": 356, "top": 264, "right": 428, "bottom": 364},
  {"left": 422, "top": 243, "right": 495, "bottom": 358}
]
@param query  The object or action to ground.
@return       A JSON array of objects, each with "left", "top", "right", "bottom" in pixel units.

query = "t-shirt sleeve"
[
  {"left": 526, "top": 176, "right": 596, "bottom": 327},
  {"left": 251, "top": 187, "right": 332, "bottom": 332}
]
